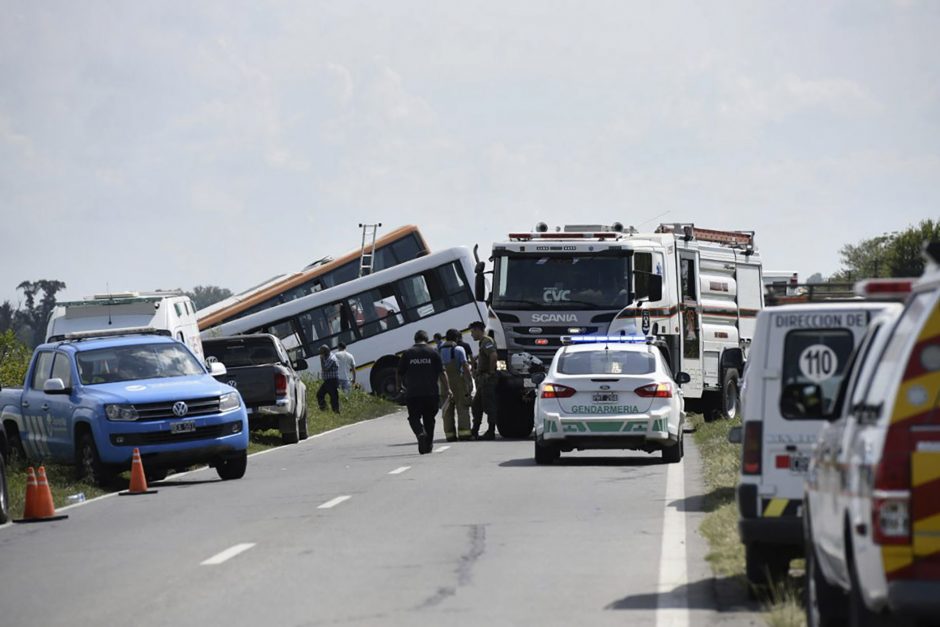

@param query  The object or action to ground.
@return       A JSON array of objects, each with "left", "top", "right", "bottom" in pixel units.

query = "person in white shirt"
[{"left": 334, "top": 342, "right": 357, "bottom": 393}]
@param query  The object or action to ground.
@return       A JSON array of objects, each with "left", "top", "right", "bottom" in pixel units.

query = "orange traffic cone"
[
  {"left": 14, "top": 465, "right": 68, "bottom": 523},
  {"left": 119, "top": 448, "right": 158, "bottom": 495}
]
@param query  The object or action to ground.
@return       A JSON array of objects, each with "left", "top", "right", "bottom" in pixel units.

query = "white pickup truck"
[{"left": 803, "top": 256, "right": 940, "bottom": 626}]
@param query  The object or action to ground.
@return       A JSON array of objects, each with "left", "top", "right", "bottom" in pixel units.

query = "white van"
[
  {"left": 732, "top": 299, "right": 902, "bottom": 587},
  {"left": 46, "top": 291, "right": 204, "bottom": 360}
]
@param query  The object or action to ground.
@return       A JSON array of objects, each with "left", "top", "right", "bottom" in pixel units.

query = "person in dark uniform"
[
  {"left": 397, "top": 330, "right": 451, "bottom": 454},
  {"left": 469, "top": 321, "right": 499, "bottom": 440}
]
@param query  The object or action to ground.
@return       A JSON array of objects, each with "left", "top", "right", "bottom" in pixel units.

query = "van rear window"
[{"left": 780, "top": 329, "right": 854, "bottom": 420}]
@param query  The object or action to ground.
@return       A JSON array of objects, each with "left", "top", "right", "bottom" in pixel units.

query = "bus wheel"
[{"left": 372, "top": 367, "right": 400, "bottom": 401}]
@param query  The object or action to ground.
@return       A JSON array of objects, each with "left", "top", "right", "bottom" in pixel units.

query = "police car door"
[
  {"left": 678, "top": 251, "right": 704, "bottom": 397},
  {"left": 762, "top": 308, "right": 871, "bottom": 508}
]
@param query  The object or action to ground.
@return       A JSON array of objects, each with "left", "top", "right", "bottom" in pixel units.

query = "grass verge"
[
  {"left": 4, "top": 385, "right": 398, "bottom": 520},
  {"left": 690, "top": 412, "right": 806, "bottom": 627}
]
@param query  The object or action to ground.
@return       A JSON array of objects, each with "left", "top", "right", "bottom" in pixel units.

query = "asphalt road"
[{"left": 0, "top": 410, "right": 759, "bottom": 627}]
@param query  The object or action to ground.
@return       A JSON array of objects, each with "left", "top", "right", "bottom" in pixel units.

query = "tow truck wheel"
[
  {"left": 0, "top": 447, "right": 10, "bottom": 524},
  {"left": 496, "top": 395, "right": 534, "bottom": 439}
]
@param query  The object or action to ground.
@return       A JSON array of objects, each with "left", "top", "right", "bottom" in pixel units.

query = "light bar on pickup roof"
[
  {"left": 854, "top": 278, "right": 913, "bottom": 300},
  {"left": 561, "top": 335, "right": 650, "bottom": 345},
  {"left": 48, "top": 327, "right": 173, "bottom": 342}
]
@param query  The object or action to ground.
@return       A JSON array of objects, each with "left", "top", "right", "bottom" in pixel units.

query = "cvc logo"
[{"left": 543, "top": 287, "right": 571, "bottom": 303}]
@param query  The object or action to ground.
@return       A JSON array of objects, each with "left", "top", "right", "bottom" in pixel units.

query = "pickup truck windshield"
[
  {"left": 493, "top": 254, "right": 631, "bottom": 310},
  {"left": 76, "top": 343, "right": 205, "bottom": 385}
]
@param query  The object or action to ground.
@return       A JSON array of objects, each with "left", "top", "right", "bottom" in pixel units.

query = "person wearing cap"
[
  {"left": 316, "top": 345, "right": 341, "bottom": 413},
  {"left": 440, "top": 328, "right": 473, "bottom": 441},
  {"left": 469, "top": 321, "right": 498, "bottom": 440},
  {"left": 396, "top": 330, "right": 451, "bottom": 454}
]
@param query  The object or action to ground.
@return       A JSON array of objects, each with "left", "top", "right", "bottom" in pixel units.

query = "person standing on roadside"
[
  {"left": 316, "top": 345, "right": 341, "bottom": 413},
  {"left": 397, "top": 330, "right": 450, "bottom": 454},
  {"left": 469, "top": 321, "right": 498, "bottom": 440},
  {"left": 334, "top": 342, "right": 357, "bottom": 393},
  {"left": 440, "top": 328, "right": 473, "bottom": 441}
]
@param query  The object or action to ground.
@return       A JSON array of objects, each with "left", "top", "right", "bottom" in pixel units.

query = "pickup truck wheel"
[
  {"left": 745, "top": 542, "right": 790, "bottom": 587},
  {"left": 76, "top": 433, "right": 112, "bottom": 488},
  {"left": 281, "top": 426, "right": 300, "bottom": 445},
  {"left": 145, "top": 467, "right": 168, "bottom": 483},
  {"left": 6, "top": 431, "right": 27, "bottom": 469},
  {"left": 721, "top": 369, "right": 740, "bottom": 420},
  {"left": 216, "top": 451, "right": 247, "bottom": 481},
  {"left": 298, "top": 408, "right": 309, "bottom": 440},
  {"left": 0, "top": 447, "right": 10, "bottom": 524}
]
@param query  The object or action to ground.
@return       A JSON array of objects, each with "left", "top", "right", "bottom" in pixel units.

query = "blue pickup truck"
[{"left": 0, "top": 329, "right": 249, "bottom": 485}]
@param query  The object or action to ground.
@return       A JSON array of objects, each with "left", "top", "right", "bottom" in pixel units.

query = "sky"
[{"left": 1, "top": 1, "right": 938, "bottom": 306}]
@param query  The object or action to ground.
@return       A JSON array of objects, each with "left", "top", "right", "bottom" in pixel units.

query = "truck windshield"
[
  {"left": 493, "top": 255, "right": 630, "bottom": 310},
  {"left": 76, "top": 343, "right": 205, "bottom": 385}
]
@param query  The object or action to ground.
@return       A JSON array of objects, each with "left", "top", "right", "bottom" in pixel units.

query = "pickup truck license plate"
[
  {"left": 593, "top": 393, "right": 618, "bottom": 402},
  {"left": 170, "top": 421, "right": 196, "bottom": 434}
]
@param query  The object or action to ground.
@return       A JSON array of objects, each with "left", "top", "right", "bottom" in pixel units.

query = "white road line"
[
  {"left": 388, "top": 466, "right": 411, "bottom": 475},
  {"left": 655, "top": 459, "right": 689, "bottom": 627},
  {"left": 433, "top": 445, "right": 450, "bottom": 453},
  {"left": 201, "top": 543, "right": 256, "bottom": 566},
  {"left": 318, "top": 495, "right": 351, "bottom": 509}
]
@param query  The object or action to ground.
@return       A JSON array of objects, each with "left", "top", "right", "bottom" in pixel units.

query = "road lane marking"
[
  {"left": 655, "top": 459, "right": 689, "bottom": 627},
  {"left": 318, "top": 495, "right": 352, "bottom": 509},
  {"left": 389, "top": 466, "right": 411, "bottom": 475},
  {"left": 201, "top": 543, "right": 257, "bottom": 566},
  {"left": 434, "top": 446, "right": 450, "bottom": 453}
]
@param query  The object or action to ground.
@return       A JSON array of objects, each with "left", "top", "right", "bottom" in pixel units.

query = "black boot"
[
  {"left": 480, "top": 426, "right": 496, "bottom": 441},
  {"left": 470, "top": 418, "right": 481, "bottom": 440}
]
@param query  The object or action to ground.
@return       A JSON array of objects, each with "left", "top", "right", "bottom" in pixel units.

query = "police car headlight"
[
  {"left": 219, "top": 392, "right": 241, "bottom": 412},
  {"left": 105, "top": 404, "right": 139, "bottom": 421}
]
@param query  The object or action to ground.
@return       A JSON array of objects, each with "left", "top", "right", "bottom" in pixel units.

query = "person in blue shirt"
[{"left": 440, "top": 328, "right": 473, "bottom": 441}]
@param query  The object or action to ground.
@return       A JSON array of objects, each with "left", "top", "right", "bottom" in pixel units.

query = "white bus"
[{"left": 203, "top": 247, "right": 487, "bottom": 397}]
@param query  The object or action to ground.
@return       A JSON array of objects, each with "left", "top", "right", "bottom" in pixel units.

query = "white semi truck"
[{"left": 473, "top": 222, "right": 765, "bottom": 437}]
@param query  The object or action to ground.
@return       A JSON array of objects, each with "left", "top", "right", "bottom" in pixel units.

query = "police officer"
[
  {"left": 469, "top": 321, "right": 498, "bottom": 440},
  {"left": 396, "top": 330, "right": 450, "bottom": 454},
  {"left": 440, "top": 328, "right": 473, "bottom": 441}
]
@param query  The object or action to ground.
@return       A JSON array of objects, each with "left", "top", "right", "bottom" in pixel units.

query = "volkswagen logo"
[
  {"left": 600, "top": 385, "right": 610, "bottom": 390},
  {"left": 227, "top": 380, "right": 238, "bottom": 389},
  {"left": 172, "top": 401, "right": 189, "bottom": 417}
]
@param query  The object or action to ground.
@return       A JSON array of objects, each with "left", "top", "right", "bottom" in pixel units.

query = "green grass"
[
  {"left": 690, "top": 412, "right": 806, "bottom": 627},
  {"left": 5, "top": 385, "right": 398, "bottom": 520}
]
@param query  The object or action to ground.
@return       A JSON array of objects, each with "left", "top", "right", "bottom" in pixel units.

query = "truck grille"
[
  {"left": 132, "top": 397, "right": 222, "bottom": 421},
  {"left": 110, "top": 421, "right": 243, "bottom": 446}
]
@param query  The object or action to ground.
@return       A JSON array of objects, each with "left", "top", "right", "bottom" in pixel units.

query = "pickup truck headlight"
[
  {"left": 105, "top": 404, "right": 139, "bottom": 421},
  {"left": 219, "top": 392, "right": 241, "bottom": 412}
]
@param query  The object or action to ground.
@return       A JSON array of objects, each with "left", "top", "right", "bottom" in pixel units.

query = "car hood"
[{"left": 84, "top": 375, "right": 233, "bottom": 403}]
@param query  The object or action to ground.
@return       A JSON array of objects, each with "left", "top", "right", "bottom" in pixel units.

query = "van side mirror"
[
  {"left": 780, "top": 383, "right": 826, "bottom": 419},
  {"left": 727, "top": 426, "right": 742, "bottom": 444},
  {"left": 675, "top": 371, "right": 691, "bottom": 385},
  {"left": 43, "top": 378, "right": 70, "bottom": 395},
  {"left": 292, "top": 360, "right": 308, "bottom": 372}
]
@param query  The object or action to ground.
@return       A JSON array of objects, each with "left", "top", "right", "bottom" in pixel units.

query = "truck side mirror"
[
  {"left": 634, "top": 272, "right": 663, "bottom": 303},
  {"left": 474, "top": 272, "right": 486, "bottom": 302},
  {"left": 292, "top": 360, "right": 308, "bottom": 372},
  {"left": 727, "top": 426, "right": 742, "bottom": 444},
  {"left": 43, "top": 378, "right": 70, "bottom": 395}
]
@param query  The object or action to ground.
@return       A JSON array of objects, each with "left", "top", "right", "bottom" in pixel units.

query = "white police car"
[{"left": 533, "top": 336, "right": 689, "bottom": 464}]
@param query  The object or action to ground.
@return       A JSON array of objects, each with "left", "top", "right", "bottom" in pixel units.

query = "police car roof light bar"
[
  {"left": 854, "top": 278, "right": 913, "bottom": 300},
  {"left": 561, "top": 335, "right": 649, "bottom": 345},
  {"left": 49, "top": 327, "right": 173, "bottom": 343}
]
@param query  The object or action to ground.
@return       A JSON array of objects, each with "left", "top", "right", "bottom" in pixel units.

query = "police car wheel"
[
  {"left": 145, "top": 467, "right": 168, "bottom": 483},
  {"left": 534, "top": 439, "right": 559, "bottom": 465},
  {"left": 76, "top": 432, "right": 112, "bottom": 487},
  {"left": 662, "top": 433, "right": 683, "bottom": 464},
  {"left": 6, "top": 430, "right": 26, "bottom": 470},
  {"left": 0, "top": 448, "right": 9, "bottom": 524}
]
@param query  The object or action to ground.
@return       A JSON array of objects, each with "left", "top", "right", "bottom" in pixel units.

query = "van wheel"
[
  {"left": 805, "top": 536, "right": 846, "bottom": 626},
  {"left": 745, "top": 542, "right": 790, "bottom": 587},
  {"left": 0, "top": 447, "right": 10, "bottom": 524},
  {"left": 216, "top": 451, "right": 247, "bottom": 480},
  {"left": 76, "top": 432, "right": 112, "bottom": 487},
  {"left": 846, "top": 535, "right": 891, "bottom": 627},
  {"left": 721, "top": 369, "right": 740, "bottom": 419}
]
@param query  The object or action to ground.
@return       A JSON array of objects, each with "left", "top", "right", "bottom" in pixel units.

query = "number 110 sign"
[{"left": 799, "top": 344, "right": 838, "bottom": 383}]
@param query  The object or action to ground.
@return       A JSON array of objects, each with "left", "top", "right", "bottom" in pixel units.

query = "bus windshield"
[{"left": 492, "top": 254, "right": 632, "bottom": 310}]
